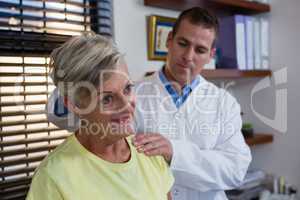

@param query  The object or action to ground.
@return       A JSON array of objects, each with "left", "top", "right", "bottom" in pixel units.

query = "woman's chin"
[{"left": 109, "top": 122, "right": 135, "bottom": 137}]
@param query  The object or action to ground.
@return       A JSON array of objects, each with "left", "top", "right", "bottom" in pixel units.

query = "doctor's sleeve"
[
  {"left": 26, "top": 169, "right": 63, "bottom": 200},
  {"left": 169, "top": 92, "right": 252, "bottom": 192}
]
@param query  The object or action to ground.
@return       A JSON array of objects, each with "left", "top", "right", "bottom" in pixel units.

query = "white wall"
[
  {"left": 113, "top": 0, "right": 179, "bottom": 80},
  {"left": 248, "top": 0, "right": 300, "bottom": 189},
  {"left": 113, "top": 0, "right": 300, "bottom": 190}
]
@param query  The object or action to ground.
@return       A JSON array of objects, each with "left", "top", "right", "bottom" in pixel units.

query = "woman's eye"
[
  {"left": 124, "top": 84, "right": 134, "bottom": 95},
  {"left": 102, "top": 95, "right": 113, "bottom": 105}
]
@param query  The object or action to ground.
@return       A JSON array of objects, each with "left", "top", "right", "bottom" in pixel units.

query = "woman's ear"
[{"left": 63, "top": 96, "right": 92, "bottom": 117}]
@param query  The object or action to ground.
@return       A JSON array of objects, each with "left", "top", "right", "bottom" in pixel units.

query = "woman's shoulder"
[
  {"left": 126, "top": 135, "right": 169, "bottom": 171},
  {"left": 126, "top": 135, "right": 174, "bottom": 193},
  {"left": 34, "top": 135, "right": 78, "bottom": 176}
]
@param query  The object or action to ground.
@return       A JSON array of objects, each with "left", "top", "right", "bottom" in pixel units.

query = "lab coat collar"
[{"left": 158, "top": 67, "right": 201, "bottom": 108}]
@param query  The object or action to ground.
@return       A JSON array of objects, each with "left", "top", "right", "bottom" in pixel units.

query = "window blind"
[
  {"left": 0, "top": 0, "right": 114, "bottom": 54},
  {"left": 0, "top": 1, "right": 114, "bottom": 200},
  {"left": 0, "top": 56, "right": 70, "bottom": 200}
]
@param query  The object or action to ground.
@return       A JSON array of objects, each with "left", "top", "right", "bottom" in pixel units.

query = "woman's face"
[{"left": 78, "top": 62, "right": 136, "bottom": 140}]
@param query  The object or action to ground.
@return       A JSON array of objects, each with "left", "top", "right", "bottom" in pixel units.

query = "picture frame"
[{"left": 147, "top": 15, "right": 176, "bottom": 61}]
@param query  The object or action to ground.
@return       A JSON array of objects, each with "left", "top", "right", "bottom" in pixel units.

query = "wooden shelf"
[
  {"left": 201, "top": 69, "right": 272, "bottom": 78},
  {"left": 145, "top": 69, "right": 272, "bottom": 78},
  {"left": 245, "top": 133, "right": 273, "bottom": 146},
  {"left": 144, "top": 0, "right": 270, "bottom": 15}
]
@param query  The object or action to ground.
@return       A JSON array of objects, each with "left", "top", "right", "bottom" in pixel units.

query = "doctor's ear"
[
  {"left": 210, "top": 48, "right": 216, "bottom": 59},
  {"left": 204, "top": 48, "right": 216, "bottom": 66},
  {"left": 166, "top": 31, "right": 173, "bottom": 49}
]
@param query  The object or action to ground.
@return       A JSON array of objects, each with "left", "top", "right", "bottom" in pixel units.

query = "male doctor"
[
  {"left": 131, "top": 7, "right": 252, "bottom": 200},
  {"left": 47, "top": 7, "right": 251, "bottom": 200}
]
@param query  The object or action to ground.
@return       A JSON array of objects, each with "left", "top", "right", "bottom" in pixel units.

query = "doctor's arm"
[
  {"left": 169, "top": 97, "right": 251, "bottom": 191},
  {"left": 134, "top": 95, "right": 252, "bottom": 192}
]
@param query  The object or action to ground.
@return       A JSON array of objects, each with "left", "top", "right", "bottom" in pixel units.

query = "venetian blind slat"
[
  {"left": 1, "top": 135, "right": 68, "bottom": 146},
  {"left": 1, "top": 155, "right": 47, "bottom": 167}
]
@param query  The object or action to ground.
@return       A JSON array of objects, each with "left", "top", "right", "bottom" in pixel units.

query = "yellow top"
[{"left": 26, "top": 135, "right": 174, "bottom": 200}]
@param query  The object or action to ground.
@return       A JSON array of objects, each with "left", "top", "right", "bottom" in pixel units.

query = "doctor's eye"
[
  {"left": 178, "top": 41, "right": 188, "bottom": 47},
  {"left": 195, "top": 47, "right": 207, "bottom": 54}
]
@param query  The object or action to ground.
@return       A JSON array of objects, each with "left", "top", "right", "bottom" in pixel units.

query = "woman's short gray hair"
[{"left": 50, "top": 32, "right": 122, "bottom": 104}]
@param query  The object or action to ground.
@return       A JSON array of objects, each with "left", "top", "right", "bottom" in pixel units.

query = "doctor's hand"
[{"left": 132, "top": 133, "right": 173, "bottom": 164}]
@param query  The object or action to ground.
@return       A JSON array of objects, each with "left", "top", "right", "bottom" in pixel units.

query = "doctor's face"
[
  {"left": 79, "top": 63, "right": 136, "bottom": 139},
  {"left": 166, "top": 19, "right": 215, "bottom": 85}
]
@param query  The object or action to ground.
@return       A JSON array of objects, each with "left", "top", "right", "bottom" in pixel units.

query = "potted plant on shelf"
[{"left": 242, "top": 123, "right": 254, "bottom": 138}]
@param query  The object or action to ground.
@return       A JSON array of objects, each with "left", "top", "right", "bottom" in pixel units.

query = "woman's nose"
[{"left": 118, "top": 93, "right": 136, "bottom": 113}]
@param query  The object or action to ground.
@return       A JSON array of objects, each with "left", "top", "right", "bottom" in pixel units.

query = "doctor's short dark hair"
[{"left": 172, "top": 7, "right": 219, "bottom": 44}]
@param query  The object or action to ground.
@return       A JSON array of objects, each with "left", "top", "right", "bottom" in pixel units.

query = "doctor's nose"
[{"left": 182, "top": 47, "right": 194, "bottom": 62}]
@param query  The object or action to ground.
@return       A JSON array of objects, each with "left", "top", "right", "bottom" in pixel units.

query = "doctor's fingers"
[
  {"left": 144, "top": 147, "right": 164, "bottom": 157},
  {"left": 133, "top": 133, "right": 162, "bottom": 146},
  {"left": 137, "top": 139, "right": 165, "bottom": 153},
  {"left": 142, "top": 139, "right": 173, "bottom": 163}
]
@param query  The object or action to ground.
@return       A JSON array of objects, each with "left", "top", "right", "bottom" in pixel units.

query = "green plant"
[
  {"left": 242, "top": 123, "right": 253, "bottom": 129},
  {"left": 241, "top": 123, "right": 254, "bottom": 138}
]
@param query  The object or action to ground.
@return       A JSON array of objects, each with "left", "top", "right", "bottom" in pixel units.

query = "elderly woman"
[{"left": 26, "top": 33, "right": 174, "bottom": 200}]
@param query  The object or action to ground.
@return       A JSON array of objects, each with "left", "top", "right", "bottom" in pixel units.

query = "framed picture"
[{"left": 147, "top": 15, "right": 176, "bottom": 61}]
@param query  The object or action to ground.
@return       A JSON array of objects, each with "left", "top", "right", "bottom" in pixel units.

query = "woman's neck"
[{"left": 75, "top": 128, "right": 131, "bottom": 163}]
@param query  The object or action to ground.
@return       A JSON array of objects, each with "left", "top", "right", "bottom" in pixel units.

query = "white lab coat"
[
  {"left": 134, "top": 72, "right": 252, "bottom": 200},
  {"left": 46, "top": 71, "right": 251, "bottom": 200}
]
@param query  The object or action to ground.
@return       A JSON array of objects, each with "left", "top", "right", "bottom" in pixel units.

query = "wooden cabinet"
[
  {"left": 144, "top": 0, "right": 270, "bottom": 14},
  {"left": 245, "top": 134, "right": 273, "bottom": 146},
  {"left": 201, "top": 69, "right": 271, "bottom": 78}
]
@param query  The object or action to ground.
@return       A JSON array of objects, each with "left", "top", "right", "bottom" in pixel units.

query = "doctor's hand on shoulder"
[{"left": 132, "top": 133, "right": 173, "bottom": 164}]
